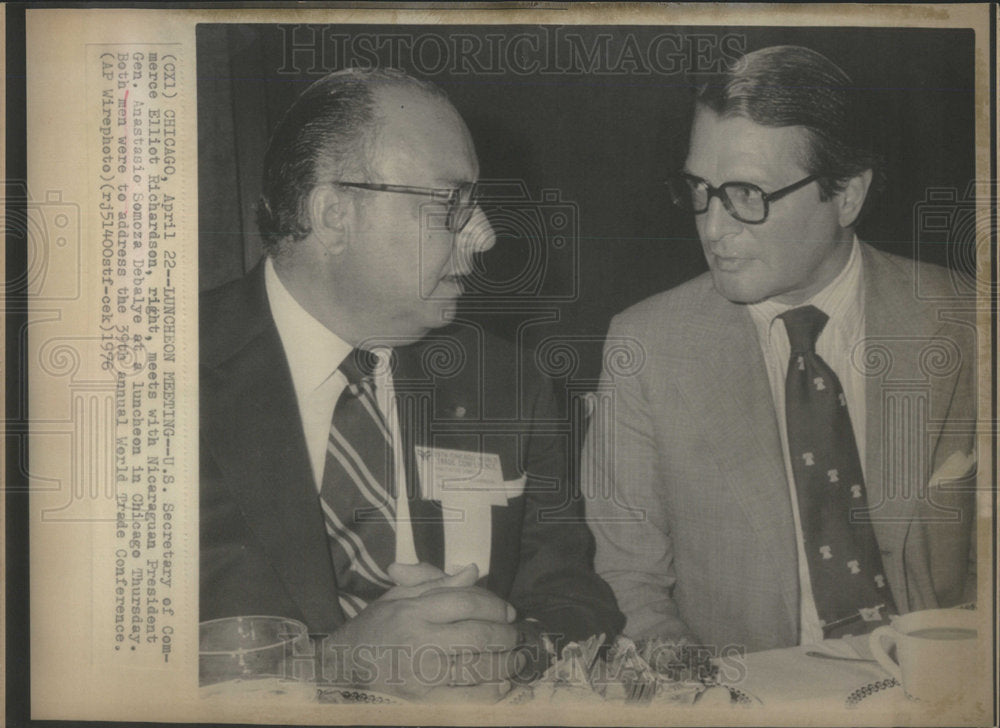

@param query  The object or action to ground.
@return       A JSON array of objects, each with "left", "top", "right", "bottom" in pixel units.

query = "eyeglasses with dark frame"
[
  {"left": 666, "top": 172, "right": 820, "bottom": 225},
  {"left": 331, "top": 181, "right": 479, "bottom": 233}
]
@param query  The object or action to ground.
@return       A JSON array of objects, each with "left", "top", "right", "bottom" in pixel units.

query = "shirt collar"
[
  {"left": 264, "top": 256, "right": 353, "bottom": 393},
  {"left": 748, "top": 235, "right": 865, "bottom": 344}
]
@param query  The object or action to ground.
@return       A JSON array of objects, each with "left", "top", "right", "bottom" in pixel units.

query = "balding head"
[{"left": 256, "top": 68, "right": 452, "bottom": 257}]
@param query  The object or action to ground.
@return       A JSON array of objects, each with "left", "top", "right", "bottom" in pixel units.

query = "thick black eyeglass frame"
[
  {"left": 332, "top": 181, "right": 479, "bottom": 233},
  {"left": 667, "top": 172, "right": 821, "bottom": 224}
]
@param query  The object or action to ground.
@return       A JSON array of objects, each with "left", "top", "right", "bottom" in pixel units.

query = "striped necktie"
[
  {"left": 320, "top": 348, "right": 396, "bottom": 619},
  {"left": 780, "top": 305, "right": 897, "bottom": 639}
]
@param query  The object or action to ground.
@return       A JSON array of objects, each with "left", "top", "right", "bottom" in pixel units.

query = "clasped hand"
[{"left": 324, "top": 563, "right": 523, "bottom": 702}]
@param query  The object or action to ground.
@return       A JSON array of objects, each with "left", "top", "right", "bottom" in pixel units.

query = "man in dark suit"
[
  {"left": 583, "top": 46, "right": 976, "bottom": 654},
  {"left": 201, "top": 69, "right": 623, "bottom": 700}
]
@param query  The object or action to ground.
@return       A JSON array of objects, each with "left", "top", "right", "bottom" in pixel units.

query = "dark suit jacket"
[
  {"left": 584, "top": 244, "right": 977, "bottom": 652},
  {"left": 200, "top": 263, "right": 624, "bottom": 643}
]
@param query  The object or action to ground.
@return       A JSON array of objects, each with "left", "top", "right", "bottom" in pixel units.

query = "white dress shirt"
[
  {"left": 264, "top": 257, "right": 418, "bottom": 565},
  {"left": 747, "top": 237, "right": 866, "bottom": 645}
]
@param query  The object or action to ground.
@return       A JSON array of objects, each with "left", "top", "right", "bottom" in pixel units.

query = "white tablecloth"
[
  {"left": 727, "top": 635, "right": 885, "bottom": 706},
  {"left": 724, "top": 635, "right": 988, "bottom": 723},
  {"left": 202, "top": 635, "right": 989, "bottom": 722}
]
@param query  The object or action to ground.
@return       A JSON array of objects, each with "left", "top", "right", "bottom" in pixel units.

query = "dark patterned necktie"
[
  {"left": 319, "top": 349, "right": 396, "bottom": 618},
  {"left": 779, "top": 305, "right": 896, "bottom": 639}
]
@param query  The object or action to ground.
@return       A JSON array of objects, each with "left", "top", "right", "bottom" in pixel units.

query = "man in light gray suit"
[{"left": 583, "top": 45, "right": 977, "bottom": 654}]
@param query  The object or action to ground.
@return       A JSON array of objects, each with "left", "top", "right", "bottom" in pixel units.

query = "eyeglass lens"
[{"left": 680, "top": 177, "right": 766, "bottom": 223}]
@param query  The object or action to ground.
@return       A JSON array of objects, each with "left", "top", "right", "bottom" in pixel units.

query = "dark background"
[{"left": 197, "top": 24, "right": 976, "bottom": 380}]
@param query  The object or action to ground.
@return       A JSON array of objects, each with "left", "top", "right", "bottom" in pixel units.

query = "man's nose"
[
  {"left": 457, "top": 205, "right": 496, "bottom": 255},
  {"left": 701, "top": 195, "right": 742, "bottom": 242}
]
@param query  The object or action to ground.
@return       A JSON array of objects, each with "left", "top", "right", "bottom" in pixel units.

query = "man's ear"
[
  {"left": 837, "top": 168, "right": 873, "bottom": 228},
  {"left": 307, "top": 183, "right": 349, "bottom": 255}
]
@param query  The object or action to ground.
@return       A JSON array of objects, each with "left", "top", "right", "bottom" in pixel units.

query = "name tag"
[
  {"left": 414, "top": 446, "right": 506, "bottom": 506},
  {"left": 413, "top": 447, "right": 523, "bottom": 578}
]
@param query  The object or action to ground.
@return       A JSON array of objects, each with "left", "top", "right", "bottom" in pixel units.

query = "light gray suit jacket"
[{"left": 583, "top": 244, "right": 977, "bottom": 653}]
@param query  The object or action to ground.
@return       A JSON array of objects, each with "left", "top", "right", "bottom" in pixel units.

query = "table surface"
[
  {"left": 728, "top": 635, "right": 888, "bottom": 706},
  {"left": 201, "top": 634, "right": 988, "bottom": 720},
  {"left": 201, "top": 635, "right": 890, "bottom": 705}
]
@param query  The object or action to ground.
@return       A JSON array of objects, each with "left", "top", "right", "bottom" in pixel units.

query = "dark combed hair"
[
  {"left": 256, "top": 68, "right": 448, "bottom": 256},
  {"left": 695, "top": 45, "right": 885, "bottom": 220}
]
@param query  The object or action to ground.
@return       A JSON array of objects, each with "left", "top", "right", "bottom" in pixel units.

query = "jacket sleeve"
[
  {"left": 503, "top": 358, "right": 625, "bottom": 650},
  {"left": 581, "top": 315, "right": 699, "bottom": 643}
]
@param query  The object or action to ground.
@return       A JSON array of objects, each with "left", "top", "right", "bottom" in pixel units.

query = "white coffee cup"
[{"left": 869, "top": 608, "right": 978, "bottom": 704}]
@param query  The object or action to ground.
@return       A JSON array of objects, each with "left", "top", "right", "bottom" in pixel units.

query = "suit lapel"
[
  {"left": 862, "top": 249, "right": 953, "bottom": 521},
  {"left": 674, "top": 298, "right": 800, "bottom": 629},
  {"left": 862, "top": 247, "right": 915, "bottom": 533},
  {"left": 202, "top": 268, "right": 344, "bottom": 631}
]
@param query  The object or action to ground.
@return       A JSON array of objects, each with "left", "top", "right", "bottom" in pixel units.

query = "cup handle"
[{"left": 869, "top": 626, "right": 902, "bottom": 681}]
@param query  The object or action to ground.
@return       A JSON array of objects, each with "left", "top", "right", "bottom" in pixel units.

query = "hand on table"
[
  {"left": 387, "top": 562, "right": 551, "bottom": 688},
  {"left": 322, "top": 563, "right": 522, "bottom": 701}
]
